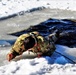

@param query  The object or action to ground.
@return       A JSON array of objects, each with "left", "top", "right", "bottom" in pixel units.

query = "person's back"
[{"left": 7, "top": 31, "right": 58, "bottom": 61}]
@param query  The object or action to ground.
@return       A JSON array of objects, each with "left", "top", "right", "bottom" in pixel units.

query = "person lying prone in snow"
[{"left": 7, "top": 31, "right": 59, "bottom": 61}]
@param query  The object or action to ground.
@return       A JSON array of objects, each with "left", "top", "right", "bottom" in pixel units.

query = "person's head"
[
  {"left": 24, "top": 35, "right": 36, "bottom": 50},
  {"left": 24, "top": 31, "right": 39, "bottom": 50}
]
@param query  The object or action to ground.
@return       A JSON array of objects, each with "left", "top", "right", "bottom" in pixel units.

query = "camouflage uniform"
[{"left": 8, "top": 31, "right": 58, "bottom": 59}]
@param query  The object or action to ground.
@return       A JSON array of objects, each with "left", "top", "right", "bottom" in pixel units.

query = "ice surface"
[{"left": 0, "top": 0, "right": 76, "bottom": 75}]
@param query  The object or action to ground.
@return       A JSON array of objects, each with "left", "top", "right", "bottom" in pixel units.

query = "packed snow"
[
  {"left": 0, "top": 0, "right": 76, "bottom": 75},
  {"left": 0, "top": 58, "right": 76, "bottom": 75},
  {"left": 0, "top": 45, "right": 76, "bottom": 75},
  {"left": 0, "top": 0, "right": 76, "bottom": 18}
]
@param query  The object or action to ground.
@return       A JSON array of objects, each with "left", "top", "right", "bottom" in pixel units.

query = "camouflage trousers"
[{"left": 42, "top": 30, "right": 59, "bottom": 56}]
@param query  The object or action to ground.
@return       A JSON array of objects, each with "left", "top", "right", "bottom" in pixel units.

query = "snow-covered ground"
[
  {"left": 0, "top": 0, "right": 76, "bottom": 18},
  {"left": 0, "top": 0, "right": 76, "bottom": 75},
  {"left": 0, "top": 45, "right": 76, "bottom": 75},
  {"left": 0, "top": 59, "right": 76, "bottom": 75}
]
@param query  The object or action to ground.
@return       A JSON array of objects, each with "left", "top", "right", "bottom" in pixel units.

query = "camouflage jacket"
[{"left": 10, "top": 32, "right": 56, "bottom": 56}]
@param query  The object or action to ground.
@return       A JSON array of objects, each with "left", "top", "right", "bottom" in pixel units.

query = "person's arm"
[
  {"left": 7, "top": 34, "right": 27, "bottom": 61},
  {"left": 7, "top": 44, "right": 24, "bottom": 62},
  {"left": 7, "top": 48, "right": 20, "bottom": 61}
]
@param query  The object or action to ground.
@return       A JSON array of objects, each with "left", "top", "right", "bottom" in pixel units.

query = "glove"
[{"left": 6, "top": 53, "right": 16, "bottom": 61}]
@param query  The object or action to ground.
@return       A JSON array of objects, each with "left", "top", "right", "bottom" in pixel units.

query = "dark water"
[
  {"left": 0, "top": 40, "right": 16, "bottom": 47},
  {"left": 0, "top": 18, "right": 76, "bottom": 47}
]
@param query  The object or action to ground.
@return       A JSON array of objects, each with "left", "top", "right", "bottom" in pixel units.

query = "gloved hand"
[{"left": 7, "top": 53, "right": 16, "bottom": 61}]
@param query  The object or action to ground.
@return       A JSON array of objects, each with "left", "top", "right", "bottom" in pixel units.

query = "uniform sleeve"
[{"left": 10, "top": 34, "right": 28, "bottom": 55}]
